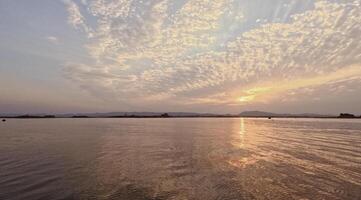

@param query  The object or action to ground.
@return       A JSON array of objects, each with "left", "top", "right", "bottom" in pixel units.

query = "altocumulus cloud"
[{"left": 62, "top": 0, "right": 361, "bottom": 110}]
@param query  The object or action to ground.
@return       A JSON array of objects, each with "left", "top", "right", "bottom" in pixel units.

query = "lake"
[{"left": 0, "top": 118, "right": 360, "bottom": 200}]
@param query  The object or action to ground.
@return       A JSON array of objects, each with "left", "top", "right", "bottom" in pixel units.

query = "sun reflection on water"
[{"left": 239, "top": 118, "right": 245, "bottom": 148}]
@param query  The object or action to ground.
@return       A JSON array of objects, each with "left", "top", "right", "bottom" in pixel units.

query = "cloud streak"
[{"left": 46, "top": 36, "right": 59, "bottom": 44}]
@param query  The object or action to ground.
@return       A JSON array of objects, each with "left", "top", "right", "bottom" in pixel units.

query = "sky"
[{"left": 0, "top": 0, "right": 360, "bottom": 114}]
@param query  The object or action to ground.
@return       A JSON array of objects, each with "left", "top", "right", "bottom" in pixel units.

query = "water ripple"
[{"left": 0, "top": 118, "right": 360, "bottom": 199}]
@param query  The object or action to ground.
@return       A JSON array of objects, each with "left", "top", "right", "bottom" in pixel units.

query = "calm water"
[{"left": 0, "top": 118, "right": 360, "bottom": 200}]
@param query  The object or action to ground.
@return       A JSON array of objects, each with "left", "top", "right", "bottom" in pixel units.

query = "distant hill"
[
  {"left": 239, "top": 111, "right": 276, "bottom": 117},
  {"left": 338, "top": 113, "right": 360, "bottom": 118},
  {"left": 239, "top": 111, "right": 334, "bottom": 118}
]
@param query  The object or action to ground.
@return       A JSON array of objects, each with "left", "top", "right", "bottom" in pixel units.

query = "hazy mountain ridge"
[{"left": 239, "top": 111, "right": 335, "bottom": 118}]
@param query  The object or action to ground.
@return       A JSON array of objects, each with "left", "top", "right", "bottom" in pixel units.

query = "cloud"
[
  {"left": 62, "top": 0, "right": 361, "bottom": 110},
  {"left": 45, "top": 36, "right": 59, "bottom": 44},
  {"left": 62, "top": 0, "right": 93, "bottom": 37},
  {"left": 235, "top": 65, "right": 361, "bottom": 104}
]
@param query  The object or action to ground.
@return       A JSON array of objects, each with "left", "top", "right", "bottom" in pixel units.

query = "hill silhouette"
[{"left": 239, "top": 111, "right": 334, "bottom": 118}]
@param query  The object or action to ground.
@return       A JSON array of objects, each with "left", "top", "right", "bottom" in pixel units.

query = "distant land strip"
[{"left": 1, "top": 111, "right": 360, "bottom": 119}]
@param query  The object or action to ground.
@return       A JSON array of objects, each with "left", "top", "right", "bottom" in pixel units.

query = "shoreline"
[{"left": 1, "top": 116, "right": 360, "bottom": 119}]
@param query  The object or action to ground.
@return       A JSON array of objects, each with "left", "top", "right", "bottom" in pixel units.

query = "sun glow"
[
  {"left": 238, "top": 87, "right": 271, "bottom": 102},
  {"left": 239, "top": 95, "right": 255, "bottom": 102}
]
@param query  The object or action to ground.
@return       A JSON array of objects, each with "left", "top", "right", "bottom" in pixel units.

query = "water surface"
[{"left": 0, "top": 118, "right": 360, "bottom": 199}]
